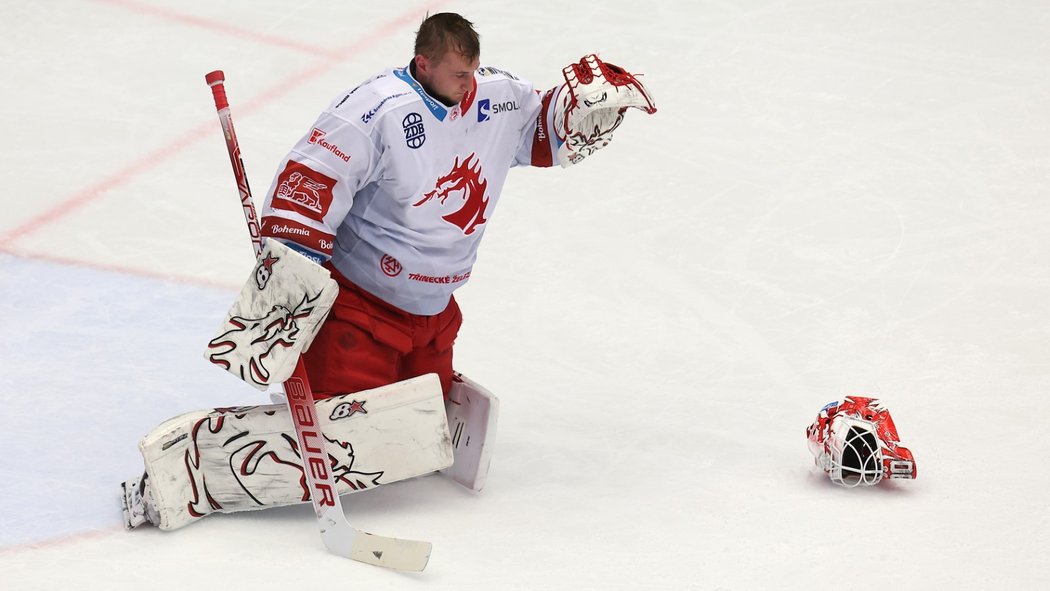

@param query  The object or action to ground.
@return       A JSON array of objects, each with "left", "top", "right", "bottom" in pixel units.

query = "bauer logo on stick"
[{"left": 183, "top": 409, "right": 385, "bottom": 520}]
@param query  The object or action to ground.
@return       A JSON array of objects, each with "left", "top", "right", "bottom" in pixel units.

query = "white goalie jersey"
[
  {"left": 119, "top": 54, "right": 653, "bottom": 539},
  {"left": 259, "top": 63, "right": 561, "bottom": 315}
]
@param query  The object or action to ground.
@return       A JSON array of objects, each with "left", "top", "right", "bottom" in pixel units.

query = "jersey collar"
[{"left": 395, "top": 62, "right": 477, "bottom": 123}]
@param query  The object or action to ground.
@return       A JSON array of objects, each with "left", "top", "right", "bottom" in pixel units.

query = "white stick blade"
[{"left": 345, "top": 532, "right": 432, "bottom": 571}]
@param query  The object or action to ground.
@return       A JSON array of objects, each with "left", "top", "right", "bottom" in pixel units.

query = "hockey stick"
[{"left": 204, "top": 70, "right": 432, "bottom": 571}]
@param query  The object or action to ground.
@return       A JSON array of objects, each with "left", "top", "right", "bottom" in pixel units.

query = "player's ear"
[{"left": 415, "top": 54, "right": 431, "bottom": 75}]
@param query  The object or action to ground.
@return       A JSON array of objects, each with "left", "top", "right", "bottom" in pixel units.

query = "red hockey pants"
[{"left": 302, "top": 269, "right": 462, "bottom": 399}]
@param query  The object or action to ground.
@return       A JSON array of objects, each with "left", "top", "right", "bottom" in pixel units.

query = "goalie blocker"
[{"left": 205, "top": 239, "right": 337, "bottom": 391}]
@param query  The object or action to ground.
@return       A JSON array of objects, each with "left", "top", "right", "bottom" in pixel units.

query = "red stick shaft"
[
  {"left": 205, "top": 70, "right": 263, "bottom": 258},
  {"left": 203, "top": 70, "right": 344, "bottom": 526}
]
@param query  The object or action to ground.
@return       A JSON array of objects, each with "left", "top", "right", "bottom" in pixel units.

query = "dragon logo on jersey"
[
  {"left": 413, "top": 153, "right": 490, "bottom": 235},
  {"left": 206, "top": 291, "right": 326, "bottom": 388},
  {"left": 184, "top": 408, "right": 384, "bottom": 517},
  {"left": 272, "top": 161, "right": 337, "bottom": 223}
]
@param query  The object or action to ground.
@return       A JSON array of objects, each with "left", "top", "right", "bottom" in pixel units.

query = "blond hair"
[{"left": 414, "top": 13, "right": 480, "bottom": 63}]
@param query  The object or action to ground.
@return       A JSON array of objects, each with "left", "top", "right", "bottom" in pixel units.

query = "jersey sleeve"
[
  {"left": 260, "top": 111, "right": 377, "bottom": 263},
  {"left": 513, "top": 83, "right": 563, "bottom": 168}
]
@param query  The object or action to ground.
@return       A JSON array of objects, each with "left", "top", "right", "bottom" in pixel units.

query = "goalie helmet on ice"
[{"left": 806, "top": 396, "right": 916, "bottom": 487}]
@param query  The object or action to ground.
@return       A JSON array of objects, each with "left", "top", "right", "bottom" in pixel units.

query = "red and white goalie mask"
[{"left": 806, "top": 396, "right": 916, "bottom": 487}]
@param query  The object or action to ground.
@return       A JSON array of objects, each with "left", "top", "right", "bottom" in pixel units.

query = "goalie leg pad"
[
  {"left": 440, "top": 373, "right": 500, "bottom": 492},
  {"left": 127, "top": 373, "right": 452, "bottom": 531}
]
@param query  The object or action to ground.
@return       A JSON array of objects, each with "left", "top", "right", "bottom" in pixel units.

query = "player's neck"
[{"left": 410, "top": 60, "right": 458, "bottom": 108}]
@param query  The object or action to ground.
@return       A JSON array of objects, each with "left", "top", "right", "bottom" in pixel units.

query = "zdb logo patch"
[
  {"left": 403, "top": 112, "right": 425, "bottom": 149},
  {"left": 413, "top": 153, "right": 490, "bottom": 235},
  {"left": 272, "top": 161, "right": 337, "bottom": 223}
]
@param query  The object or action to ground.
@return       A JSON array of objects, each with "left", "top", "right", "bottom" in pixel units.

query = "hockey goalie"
[{"left": 121, "top": 12, "right": 654, "bottom": 532}]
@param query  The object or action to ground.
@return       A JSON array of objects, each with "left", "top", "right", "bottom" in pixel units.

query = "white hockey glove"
[
  {"left": 205, "top": 240, "right": 338, "bottom": 390},
  {"left": 554, "top": 54, "right": 657, "bottom": 167}
]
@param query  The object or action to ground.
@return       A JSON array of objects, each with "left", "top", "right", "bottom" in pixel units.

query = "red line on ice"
[
  {"left": 0, "top": 244, "right": 241, "bottom": 291},
  {"left": 0, "top": 0, "right": 448, "bottom": 248},
  {"left": 89, "top": 0, "right": 339, "bottom": 57},
  {"left": 0, "top": 526, "right": 123, "bottom": 557}
]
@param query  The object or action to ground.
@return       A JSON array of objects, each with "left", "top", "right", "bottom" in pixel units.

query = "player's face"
[{"left": 416, "top": 50, "right": 478, "bottom": 105}]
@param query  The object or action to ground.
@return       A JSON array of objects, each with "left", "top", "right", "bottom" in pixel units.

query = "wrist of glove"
[{"left": 553, "top": 54, "right": 657, "bottom": 167}]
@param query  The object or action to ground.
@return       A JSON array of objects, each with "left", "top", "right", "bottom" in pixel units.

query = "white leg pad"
[
  {"left": 441, "top": 373, "right": 500, "bottom": 492},
  {"left": 128, "top": 373, "right": 452, "bottom": 531}
]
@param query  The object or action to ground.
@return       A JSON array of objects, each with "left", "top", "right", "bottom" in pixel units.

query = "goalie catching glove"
[{"left": 554, "top": 54, "right": 657, "bottom": 167}]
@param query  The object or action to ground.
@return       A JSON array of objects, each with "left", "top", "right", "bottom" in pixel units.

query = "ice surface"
[{"left": 2, "top": 0, "right": 1048, "bottom": 589}]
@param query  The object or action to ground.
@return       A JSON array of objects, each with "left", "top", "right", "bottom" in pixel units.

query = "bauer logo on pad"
[{"left": 272, "top": 160, "right": 337, "bottom": 222}]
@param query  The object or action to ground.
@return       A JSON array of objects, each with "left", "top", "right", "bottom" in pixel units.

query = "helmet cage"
[{"left": 826, "top": 416, "right": 884, "bottom": 487}]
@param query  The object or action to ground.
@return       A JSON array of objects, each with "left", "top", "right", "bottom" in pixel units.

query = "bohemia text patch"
[{"left": 261, "top": 217, "right": 335, "bottom": 258}]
